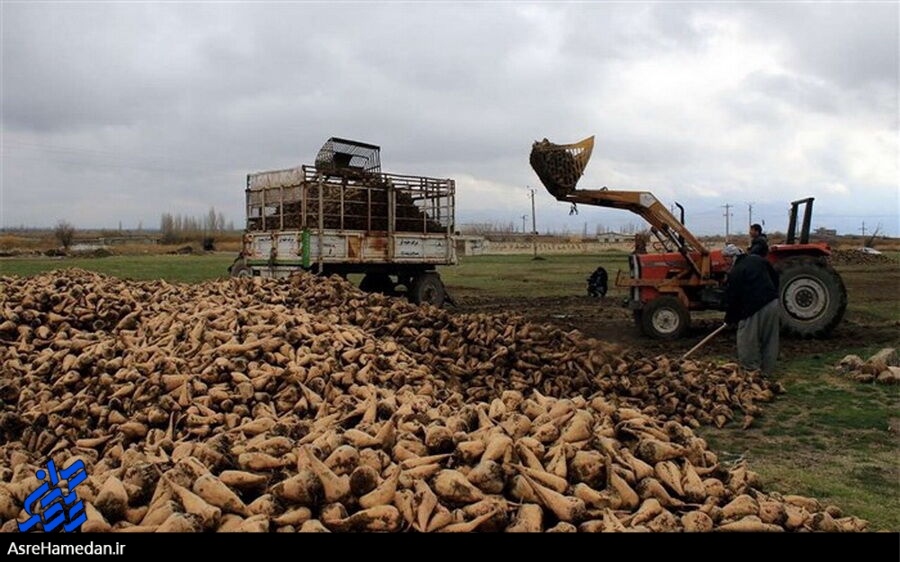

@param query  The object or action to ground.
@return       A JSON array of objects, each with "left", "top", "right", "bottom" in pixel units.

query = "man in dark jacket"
[
  {"left": 722, "top": 244, "right": 780, "bottom": 374},
  {"left": 748, "top": 223, "right": 769, "bottom": 257}
]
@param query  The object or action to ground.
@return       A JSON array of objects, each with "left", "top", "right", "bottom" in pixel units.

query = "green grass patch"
[
  {"left": 441, "top": 253, "right": 630, "bottom": 298},
  {"left": 0, "top": 252, "right": 631, "bottom": 296},
  {"left": 0, "top": 254, "right": 234, "bottom": 283},
  {"left": 701, "top": 347, "right": 900, "bottom": 530},
  {"left": 834, "top": 263, "right": 900, "bottom": 323}
]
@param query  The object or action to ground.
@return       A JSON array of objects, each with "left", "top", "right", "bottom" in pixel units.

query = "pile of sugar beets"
[
  {"left": 829, "top": 249, "right": 896, "bottom": 266},
  {"left": 0, "top": 270, "right": 866, "bottom": 532}
]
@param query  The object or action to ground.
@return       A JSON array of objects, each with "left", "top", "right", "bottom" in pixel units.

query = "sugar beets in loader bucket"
[{"left": 529, "top": 136, "right": 595, "bottom": 197}]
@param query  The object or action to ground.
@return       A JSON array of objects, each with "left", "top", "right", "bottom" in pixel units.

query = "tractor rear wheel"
[
  {"left": 640, "top": 296, "right": 690, "bottom": 339},
  {"left": 776, "top": 257, "right": 846, "bottom": 337}
]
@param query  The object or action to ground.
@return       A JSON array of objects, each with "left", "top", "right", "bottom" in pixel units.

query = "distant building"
[
  {"left": 814, "top": 227, "right": 837, "bottom": 237},
  {"left": 597, "top": 231, "right": 628, "bottom": 243},
  {"left": 455, "top": 235, "right": 485, "bottom": 256}
]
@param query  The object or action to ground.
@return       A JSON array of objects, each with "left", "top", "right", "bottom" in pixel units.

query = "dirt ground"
[
  {"left": 451, "top": 289, "right": 899, "bottom": 361},
  {"left": 438, "top": 253, "right": 899, "bottom": 363}
]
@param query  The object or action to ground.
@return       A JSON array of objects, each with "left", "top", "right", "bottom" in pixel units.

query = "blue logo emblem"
[{"left": 17, "top": 459, "right": 88, "bottom": 532}]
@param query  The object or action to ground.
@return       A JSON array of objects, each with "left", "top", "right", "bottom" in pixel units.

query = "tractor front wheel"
[{"left": 640, "top": 296, "right": 691, "bottom": 339}]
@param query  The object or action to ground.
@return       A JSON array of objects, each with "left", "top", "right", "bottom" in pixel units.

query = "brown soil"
[{"left": 451, "top": 294, "right": 899, "bottom": 361}]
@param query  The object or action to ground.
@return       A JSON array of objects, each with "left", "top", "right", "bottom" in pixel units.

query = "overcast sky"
[{"left": 2, "top": 2, "right": 897, "bottom": 236}]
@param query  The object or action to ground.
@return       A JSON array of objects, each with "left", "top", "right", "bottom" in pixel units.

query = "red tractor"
[{"left": 530, "top": 136, "right": 846, "bottom": 339}]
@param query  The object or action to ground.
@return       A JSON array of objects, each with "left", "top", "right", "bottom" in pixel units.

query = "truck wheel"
[
  {"left": 409, "top": 272, "right": 446, "bottom": 307},
  {"left": 229, "top": 260, "right": 253, "bottom": 278},
  {"left": 641, "top": 296, "right": 690, "bottom": 339},
  {"left": 776, "top": 257, "right": 847, "bottom": 337},
  {"left": 360, "top": 273, "right": 394, "bottom": 294}
]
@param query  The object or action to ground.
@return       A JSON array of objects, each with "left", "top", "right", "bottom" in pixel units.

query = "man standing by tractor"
[
  {"left": 722, "top": 244, "right": 781, "bottom": 375},
  {"left": 748, "top": 223, "right": 769, "bottom": 257}
]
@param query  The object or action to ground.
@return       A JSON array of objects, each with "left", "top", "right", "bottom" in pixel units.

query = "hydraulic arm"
[{"left": 529, "top": 136, "right": 710, "bottom": 278}]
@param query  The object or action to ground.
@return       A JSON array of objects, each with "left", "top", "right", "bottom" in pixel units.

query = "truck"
[{"left": 229, "top": 138, "right": 456, "bottom": 306}]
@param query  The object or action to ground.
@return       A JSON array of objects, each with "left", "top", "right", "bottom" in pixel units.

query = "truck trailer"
[{"left": 230, "top": 138, "right": 456, "bottom": 306}]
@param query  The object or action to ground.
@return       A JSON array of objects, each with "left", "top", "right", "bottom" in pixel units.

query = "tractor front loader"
[{"left": 529, "top": 136, "right": 846, "bottom": 339}]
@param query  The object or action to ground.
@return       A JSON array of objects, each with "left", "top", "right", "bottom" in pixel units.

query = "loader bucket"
[{"left": 529, "top": 136, "right": 594, "bottom": 198}]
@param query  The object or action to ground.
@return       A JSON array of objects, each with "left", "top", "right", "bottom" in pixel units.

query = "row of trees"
[
  {"left": 160, "top": 208, "right": 234, "bottom": 246},
  {"left": 46, "top": 209, "right": 235, "bottom": 252},
  {"left": 458, "top": 222, "right": 520, "bottom": 236},
  {"left": 459, "top": 221, "right": 646, "bottom": 238}
]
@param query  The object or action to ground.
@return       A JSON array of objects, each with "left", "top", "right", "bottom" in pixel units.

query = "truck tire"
[
  {"left": 229, "top": 259, "right": 253, "bottom": 278},
  {"left": 775, "top": 256, "right": 846, "bottom": 337},
  {"left": 409, "top": 272, "right": 446, "bottom": 307},
  {"left": 360, "top": 273, "right": 394, "bottom": 294},
  {"left": 640, "top": 296, "right": 690, "bottom": 339}
]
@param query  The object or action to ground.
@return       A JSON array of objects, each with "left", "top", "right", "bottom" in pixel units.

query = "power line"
[
  {"left": 529, "top": 188, "right": 538, "bottom": 258},
  {"left": 722, "top": 204, "right": 733, "bottom": 242}
]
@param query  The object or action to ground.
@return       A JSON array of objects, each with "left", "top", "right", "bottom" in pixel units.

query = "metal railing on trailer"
[
  {"left": 236, "top": 164, "right": 456, "bottom": 306},
  {"left": 245, "top": 165, "right": 454, "bottom": 236}
]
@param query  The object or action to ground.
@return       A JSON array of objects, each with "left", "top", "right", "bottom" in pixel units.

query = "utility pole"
[
  {"left": 860, "top": 221, "right": 866, "bottom": 237},
  {"left": 747, "top": 202, "right": 753, "bottom": 230},
  {"left": 529, "top": 188, "right": 538, "bottom": 259},
  {"left": 722, "top": 204, "right": 733, "bottom": 243}
]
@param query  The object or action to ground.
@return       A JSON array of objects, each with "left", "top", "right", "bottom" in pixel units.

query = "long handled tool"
[{"left": 681, "top": 323, "right": 728, "bottom": 360}]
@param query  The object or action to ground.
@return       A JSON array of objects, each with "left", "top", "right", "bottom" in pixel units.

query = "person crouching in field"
[{"left": 722, "top": 244, "right": 780, "bottom": 375}]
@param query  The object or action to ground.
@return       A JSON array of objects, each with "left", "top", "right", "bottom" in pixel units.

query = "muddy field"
[
  {"left": 446, "top": 257, "right": 900, "bottom": 363},
  {"left": 451, "top": 294, "right": 899, "bottom": 360}
]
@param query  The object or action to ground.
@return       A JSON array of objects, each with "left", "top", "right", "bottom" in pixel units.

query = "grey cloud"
[
  {"left": 737, "top": 71, "right": 842, "bottom": 115},
  {"left": 734, "top": 3, "right": 899, "bottom": 90},
  {"left": 1, "top": 3, "right": 896, "bottom": 235}
]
